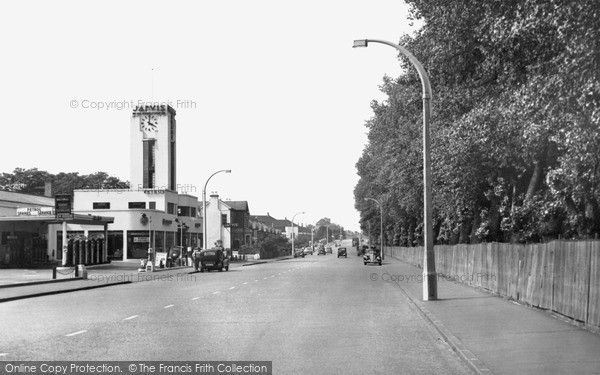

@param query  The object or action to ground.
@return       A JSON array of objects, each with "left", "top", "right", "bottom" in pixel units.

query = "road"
[{"left": 0, "top": 241, "right": 471, "bottom": 374}]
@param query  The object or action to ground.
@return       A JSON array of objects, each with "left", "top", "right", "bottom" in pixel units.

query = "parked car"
[
  {"left": 326, "top": 246, "right": 333, "bottom": 254},
  {"left": 193, "top": 248, "right": 229, "bottom": 272},
  {"left": 337, "top": 247, "right": 347, "bottom": 258},
  {"left": 363, "top": 247, "right": 382, "bottom": 266},
  {"left": 303, "top": 247, "right": 313, "bottom": 255},
  {"left": 167, "top": 246, "right": 183, "bottom": 267},
  {"left": 317, "top": 247, "right": 326, "bottom": 255},
  {"left": 294, "top": 249, "right": 305, "bottom": 258}
]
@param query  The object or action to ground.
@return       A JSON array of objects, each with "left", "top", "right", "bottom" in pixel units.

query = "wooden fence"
[{"left": 385, "top": 240, "right": 600, "bottom": 331}]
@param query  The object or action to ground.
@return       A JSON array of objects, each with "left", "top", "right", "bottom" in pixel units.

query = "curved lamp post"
[
  {"left": 354, "top": 38, "right": 437, "bottom": 301},
  {"left": 291, "top": 211, "right": 305, "bottom": 256},
  {"left": 364, "top": 197, "right": 384, "bottom": 260},
  {"left": 202, "top": 169, "right": 231, "bottom": 250}
]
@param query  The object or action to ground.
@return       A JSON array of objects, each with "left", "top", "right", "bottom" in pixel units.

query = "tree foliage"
[
  {"left": 0, "top": 168, "right": 129, "bottom": 196},
  {"left": 355, "top": 0, "right": 600, "bottom": 244}
]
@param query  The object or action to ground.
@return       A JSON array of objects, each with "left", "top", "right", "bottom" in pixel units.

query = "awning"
[{"left": 0, "top": 213, "right": 114, "bottom": 225}]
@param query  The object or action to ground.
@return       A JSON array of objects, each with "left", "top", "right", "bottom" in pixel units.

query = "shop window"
[
  {"left": 190, "top": 207, "right": 196, "bottom": 217},
  {"left": 93, "top": 202, "right": 110, "bottom": 209},
  {"left": 128, "top": 202, "right": 146, "bottom": 209},
  {"left": 167, "top": 202, "right": 175, "bottom": 214},
  {"left": 221, "top": 214, "right": 228, "bottom": 225},
  {"left": 149, "top": 201, "right": 156, "bottom": 210}
]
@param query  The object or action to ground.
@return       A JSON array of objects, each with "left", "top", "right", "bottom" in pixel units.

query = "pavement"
[
  {"left": 0, "top": 256, "right": 291, "bottom": 303},
  {"left": 1, "top": 254, "right": 599, "bottom": 374},
  {"left": 378, "top": 255, "right": 600, "bottom": 375}
]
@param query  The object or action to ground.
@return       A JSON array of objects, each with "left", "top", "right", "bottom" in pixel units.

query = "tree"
[{"left": 355, "top": 0, "right": 600, "bottom": 243}]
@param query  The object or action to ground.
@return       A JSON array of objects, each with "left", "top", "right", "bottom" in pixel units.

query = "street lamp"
[
  {"left": 175, "top": 218, "right": 187, "bottom": 266},
  {"left": 291, "top": 211, "right": 305, "bottom": 257},
  {"left": 354, "top": 38, "right": 437, "bottom": 300},
  {"left": 202, "top": 169, "right": 232, "bottom": 250},
  {"left": 365, "top": 197, "right": 384, "bottom": 260}
]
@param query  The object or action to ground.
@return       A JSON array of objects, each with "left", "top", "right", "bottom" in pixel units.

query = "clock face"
[{"left": 140, "top": 115, "right": 158, "bottom": 132}]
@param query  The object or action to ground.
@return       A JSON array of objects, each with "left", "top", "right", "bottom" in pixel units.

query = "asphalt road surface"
[{"left": 0, "top": 241, "right": 471, "bottom": 374}]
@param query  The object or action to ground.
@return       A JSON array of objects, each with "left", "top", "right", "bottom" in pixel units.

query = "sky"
[{"left": 0, "top": 0, "right": 421, "bottom": 232}]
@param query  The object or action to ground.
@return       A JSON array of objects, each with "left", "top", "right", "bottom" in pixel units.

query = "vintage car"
[
  {"left": 293, "top": 248, "right": 305, "bottom": 258},
  {"left": 166, "top": 246, "right": 183, "bottom": 267},
  {"left": 337, "top": 247, "right": 347, "bottom": 258},
  {"left": 326, "top": 246, "right": 333, "bottom": 254},
  {"left": 363, "top": 247, "right": 382, "bottom": 266},
  {"left": 357, "top": 244, "right": 369, "bottom": 257},
  {"left": 317, "top": 247, "right": 327, "bottom": 255},
  {"left": 193, "top": 248, "right": 229, "bottom": 272}
]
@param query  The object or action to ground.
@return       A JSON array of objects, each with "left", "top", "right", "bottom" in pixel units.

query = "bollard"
[{"left": 77, "top": 264, "right": 87, "bottom": 279}]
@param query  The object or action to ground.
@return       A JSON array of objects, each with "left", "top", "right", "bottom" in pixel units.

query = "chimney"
[{"left": 44, "top": 182, "right": 53, "bottom": 197}]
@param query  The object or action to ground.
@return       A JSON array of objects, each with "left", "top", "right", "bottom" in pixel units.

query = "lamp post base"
[{"left": 422, "top": 271, "right": 438, "bottom": 301}]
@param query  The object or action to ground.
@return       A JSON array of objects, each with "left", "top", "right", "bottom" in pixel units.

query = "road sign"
[
  {"left": 56, "top": 213, "right": 73, "bottom": 221},
  {"left": 55, "top": 194, "right": 72, "bottom": 216}
]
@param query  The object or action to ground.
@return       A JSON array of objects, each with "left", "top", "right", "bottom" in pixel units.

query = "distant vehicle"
[
  {"left": 303, "top": 247, "right": 313, "bottom": 255},
  {"left": 194, "top": 248, "right": 229, "bottom": 272},
  {"left": 357, "top": 245, "right": 368, "bottom": 256},
  {"left": 167, "top": 246, "right": 183, "bottom": 267},
  {"left": 363, "top": 247, "right": 382, "bottom": 266},
  {"left": 317, "top": 247, "right": 326, "bottom": 255},
  {"left": 352, "top": 237, "right": 359, "bottom": 247},
  {"left": 337, "top": 247, "right": 347, "bottom": 258},
  {"left": 326, "top": 246, "right": 332, "bottom": 254},
  {"left": 294, "top": 249, "right": 305, "bottom": 258}
]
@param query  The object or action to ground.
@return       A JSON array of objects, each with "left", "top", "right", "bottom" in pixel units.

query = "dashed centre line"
[
  {"left": 123, "top": 315, "right": 139, "bottom": 321},
  {"left": 229, "top": 286, "right": 236, "bottom": 290},
  {"left": 213, "top": 291, "right": 220, "bottom": 294},
  {"left": 65, "top": 330, "right": 87, "bottom": 337},
  {"left": 163, "top": 305, "right": 174, "bottom": 309},
  {"left": 191, "top": 297, "right": 200, "bottom": 300}
]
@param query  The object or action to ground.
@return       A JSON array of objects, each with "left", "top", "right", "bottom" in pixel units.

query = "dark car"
[
  {"left": 357, "top": 244, "right": 368, "bottom": 256},
  {"left": 317, "top": 247, "right": 326, "bottom": 255},
  {"left": 167, "top": 246, "right": 183, "bottom": 267},
  {"left": 337, "top": 247, "right": 347, "bottom": 258},
  {"left": 194, "top": 248, "right": 229, "bottom": 272},
  {"left": 293, "top": 249, "right": 305, "bottom": 258}
]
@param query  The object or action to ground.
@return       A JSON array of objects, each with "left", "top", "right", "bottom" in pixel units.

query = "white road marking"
[
  {"left": 163, "top": 305, "right": 174, "bottom": 309},
  {"left": 271, "top": 275, "right": 275, "bottom": 277},
  {"left": 0, "top": 353, "right": 8, "bottom": 357},
  {"left": 123, "top": 315, "right": 139, "bottom": 321},
  {"left": 229, "top": 286, "right": 235, "bottom": 290},
  {"left": 213, "top": 291, "right": 220, "bottom": 294},
  {"left": 254, "top": 279, "right": 259, "bottom": 282},
  {"left": 65, "top": 330, "right": 87, "bottom": 337},
  {"left": 243, "top": 282, "right": 248, "bottom": 285},
  {"left": 263, "top": 277, "right": 268, "bottom": 280},
  {"left": 192, "top": 297, "right": 200, "bottom": 300}
]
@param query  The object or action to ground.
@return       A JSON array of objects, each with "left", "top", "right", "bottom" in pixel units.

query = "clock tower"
[{"left": 130, "top": 104, "right": 177, "bottom": 191}]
